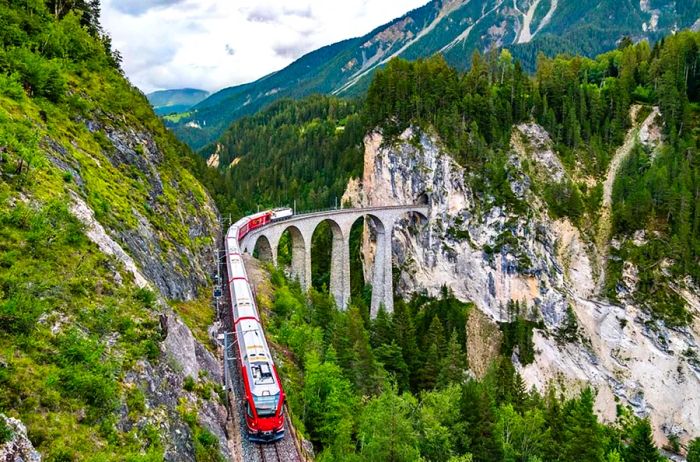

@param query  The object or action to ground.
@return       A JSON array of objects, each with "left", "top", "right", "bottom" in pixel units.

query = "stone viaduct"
[{"left": 240, "top": 205, "right": 428, "bottom": 315}]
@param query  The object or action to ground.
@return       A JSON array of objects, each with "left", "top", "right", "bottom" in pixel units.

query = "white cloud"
[{"left": 101, "top": 0, "right": 428, "bottom": 94}]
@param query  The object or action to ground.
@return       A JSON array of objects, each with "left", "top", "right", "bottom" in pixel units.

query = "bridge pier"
[
  {"left": 242, "top": 206, "right": 428, "bottom": 316},
  {"left": 370, "top": 217, "right": 394, "bottom": 316},
  {"left": 287, "top": 226, "right": 307, "bottom": 289}
]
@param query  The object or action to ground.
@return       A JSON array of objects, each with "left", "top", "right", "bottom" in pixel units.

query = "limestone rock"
[
  {"left": 344, "top": 125, "right": 700, "bottom": 447},
  {"left": 0, "top": 416, "right": 41, "bottom": 462}
]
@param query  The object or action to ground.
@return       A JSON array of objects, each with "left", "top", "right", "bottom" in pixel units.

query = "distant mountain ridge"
[
  {"left": 147, "top": 88, "right": 209, "bottom": 116},
  {"left": 168, "top": 0, "right": 699, "bottom": 150}
]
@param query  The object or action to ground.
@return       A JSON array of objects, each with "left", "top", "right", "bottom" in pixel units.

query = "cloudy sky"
[{"left": 101, "top": 0, "right": 427, "bottom": 94}]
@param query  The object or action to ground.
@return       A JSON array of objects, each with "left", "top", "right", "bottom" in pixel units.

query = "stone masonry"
[{"left": 240, "top": 206, "right": 428, "bottom": 315}]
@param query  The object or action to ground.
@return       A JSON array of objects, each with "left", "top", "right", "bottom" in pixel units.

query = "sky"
[{"left": 101, "top": 0, "right": 427, "bottom": 95}]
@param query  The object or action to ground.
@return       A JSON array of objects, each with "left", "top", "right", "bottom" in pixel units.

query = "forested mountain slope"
[
  {"left": 169, "top": 0, "right": 699, "bottom": 149},
  {"left": 0, "top": 2, "right": 228, "bottom": 460},
  {"left": 194, "top": 30, "right": 700, "bottom": 459}
]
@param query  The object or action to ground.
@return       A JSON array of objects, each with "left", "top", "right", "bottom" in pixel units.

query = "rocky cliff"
[
  {"left": 0, "top": 18, "right": 229, "bottom": 459},
  {"left": 342, "top": 126, "right": 700, "bottom": 447}
]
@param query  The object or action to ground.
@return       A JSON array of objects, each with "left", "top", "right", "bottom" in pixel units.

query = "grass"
[
  {"left": 0, "top": 195, "right": 167, "bottom": 459},
  {"left": 171, "top": 293, "right": 217, "bottom": 351},
  {"left": 162, "top": 111, "right": 193, "bottom": 123}
]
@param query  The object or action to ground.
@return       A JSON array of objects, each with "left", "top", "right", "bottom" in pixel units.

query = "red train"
[
  {"left": 225, "top": 208, "right": 292, "bottom": 442},
  {"left": 236, "top": 208, "right": 293, "bottom": 240}
]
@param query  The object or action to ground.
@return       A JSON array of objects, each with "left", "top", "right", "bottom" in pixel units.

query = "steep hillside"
[
  {"left": 0, "top": 2, "right": 228, "bottom": 460},
  {"left": 339, "top": 31, "right": 700, "bottom": 449},
  {"left": 147, "top": 88, "right": 209, "bottom": 116},
  {"left": 198, "top": 95, "right": 364, "bottom": 218},
  {"left": 169, "top": 0, "right": 699, "bottom": 149}
]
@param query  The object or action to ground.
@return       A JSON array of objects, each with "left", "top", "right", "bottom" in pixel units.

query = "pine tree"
[
  {"left": 626, "top": 419, "right": 660, "bottom": 462},
  {"left": 561, "top": 388, "right": 605, "bottom": 462},
  {"left": 438, "top": 329, "right": 466, "bottom": 386},
  {"left": 371, "top": 305, "right": 394, "bottom": 348},
  {"left": 393, "top": 300, "right": 420, "bottom": 389},
  {"left": 418, "top": 316, "right": 446, "bottom": 390},
  {"left": 375, "top": 340, "right": 410, "bottom": 392},
  {"left": 347, "top": 305, "right": 382, "bottom": 396},
  {"left": 460, "top": 380, "right": 502, "bottom": 462},
  {"left": 687, "top": 438, "right": 700, "bottom": 462}
]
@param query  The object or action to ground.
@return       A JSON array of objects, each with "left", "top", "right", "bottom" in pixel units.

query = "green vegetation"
[
  {"left": 178, "top": 400, "right": 225, "bottom": 462},
  {"left": 195, "top": 32, "right": 700, "bottom": 326},
  {"left": 499, "top": 300, "right": 540, "bottom": 365},
  {"left": 171, "top": 293, "right": 217, "bottom": 351},
  {"left": 0, "top": 198, "right": 164, "bottom": 459},
  {"left": 0, "top": 416, "right": 12, "bottom": 444},
  {"left": 0, "top": 0, "right": 219, "bottom": 459},
  {"left": 196, "top": 95, "right": 365, "bottom": 217},
  {"left": 261, "top": 269, "right": 671, "bottom": 461},
  {"left": 688, "top": 438, "right": 700, "bottom": 462},
  {"left": 607, "top": 32, "right": 700, "bottom": 325}
]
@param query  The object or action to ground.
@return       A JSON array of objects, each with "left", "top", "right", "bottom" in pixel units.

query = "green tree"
[
  {"left": 460, "top": 380, "right": 502, "bottom": 462},
  {"left": 561, "top": 388, "right": 605, "bottom": 462},
  {"left": 358, "top": 385, "right": 421, "bottom": 462},
  {"left": 417, "top": 385, "right": 464, "bottom": 462},
  {"left": 687, "top": 437, "right": 700, "bottom": 462},
  {"left": 626, "top": 419, "right": 659, "bottom": 462},
  {"left": 495, "top": 404, "right": 549, "bottom": 462},
  {"left": 438, "top": 329, "right": 466, "bottom": 386},
  {"left": 302, "top": 351, "right": 356, "bottom": 451}
]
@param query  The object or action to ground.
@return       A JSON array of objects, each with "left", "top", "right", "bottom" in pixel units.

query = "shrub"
[
  {"left": 126, "top": 387, "right": 146, "bottom": 414},
  {"left": 5, "top": 48, "right": 67, "bottom": 102},
  {"left": 0, "top": 417, "right": 13, "bottom": 444},
  {"left": 0, "top": 294, "right": 45, "bottom": 335},
  {"left": 134, "top": 288, "right": 157, "bottom": 309},
  {"left": 0, "top": 72, "right": 25, "bottom": 100},
  {"left": 183, "top": 376, "right": 196, "bottom": 392}
]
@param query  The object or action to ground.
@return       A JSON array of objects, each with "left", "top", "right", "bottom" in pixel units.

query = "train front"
[{"left": 244, "top": 364, "right": 285, "bottom": 442}]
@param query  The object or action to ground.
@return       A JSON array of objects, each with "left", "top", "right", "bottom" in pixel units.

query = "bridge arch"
[
  {"left": 238, "top": 205, "right": 429, "bottom": 316},
  {"left": 277, "top": 225, "right": 307, "bottom": 288},
  {"left": 252, "top": 235, "right": 274, "bottom": 264}
]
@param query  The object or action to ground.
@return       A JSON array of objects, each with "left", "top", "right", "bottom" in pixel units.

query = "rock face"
[
  {"left": 0, "top": 415, "right": 41, "bottom": 462},
  {"left": 343, "top": 126, "right": 700, "bottom": 446},
  {"left": 47, "top": 113, "right": 229, "bottom": 459},
  {"left": 123, "top": 315, "right": 230, "bottom": 461},
  {"left": 95, "top": 121, "right": 219, "bottom": 300}
]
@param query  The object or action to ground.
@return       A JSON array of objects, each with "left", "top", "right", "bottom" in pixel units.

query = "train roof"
[{"left": 237, "top": 319, "right": 280, "bottom": 397}]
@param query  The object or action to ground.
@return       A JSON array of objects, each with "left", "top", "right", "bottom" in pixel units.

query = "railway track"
[
  {"left": 220, "top": 246, "right": 305, "bottom": 462},
  {"left": 257, "top": 442, "right": 282, "bottom": 462}
]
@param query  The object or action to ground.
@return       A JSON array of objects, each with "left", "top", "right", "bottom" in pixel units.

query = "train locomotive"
[{"left": 225, "top": 208, "right": 292, "bottom": 442}]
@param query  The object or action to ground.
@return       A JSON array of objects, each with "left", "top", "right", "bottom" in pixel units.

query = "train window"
[{"left": 254, "top": 392, "right": 280, "bottom": 417}]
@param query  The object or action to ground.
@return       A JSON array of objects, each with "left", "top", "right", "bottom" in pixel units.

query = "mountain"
[
  {"left": 0, "top": 2, "right": 229, "bottom": 460},
  {"left": 146, "top": 88, "right": 209, "bottom": 116},
  {"left": 192, "top": 30, "right": 700, "bottom": 457},
  {"left": 169, "top": 0, "right": 700, "bottom": 149}
]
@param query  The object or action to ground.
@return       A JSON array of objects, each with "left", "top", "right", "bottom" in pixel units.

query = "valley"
[{"left": 0, "top": 0, "right": 699, "bottom": 461}]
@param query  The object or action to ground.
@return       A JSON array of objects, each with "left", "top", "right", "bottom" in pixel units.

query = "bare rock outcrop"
[
  {"left": 344, "top": 125, "right": 700, "bottom": 446},
  {"left": 0, "top": 416, "right": 41, "bottom": 462}
]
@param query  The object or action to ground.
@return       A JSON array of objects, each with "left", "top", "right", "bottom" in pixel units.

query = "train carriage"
[{"left": 225, "top": 210, "right": 291, "bottom": 442}]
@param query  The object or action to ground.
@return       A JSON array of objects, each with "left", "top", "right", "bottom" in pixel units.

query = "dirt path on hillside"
[{"left": 595, "top": 105, "right": 660, "bottom": 295}]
